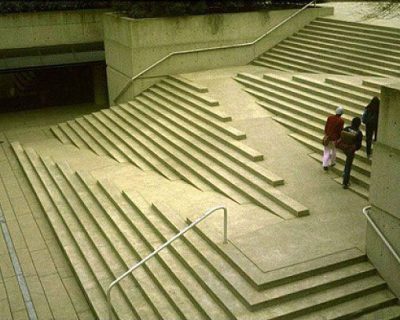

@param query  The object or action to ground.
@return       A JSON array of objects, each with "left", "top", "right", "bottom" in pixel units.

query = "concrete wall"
[
  {"left": 0, "top": 9, "right": 106, "bottom": 50},
  {"left": 103, "top": 6, "right": 333, "bottom": 104},
  {"left": 367, "top": 82, "right": 400, "bottom": 298}
]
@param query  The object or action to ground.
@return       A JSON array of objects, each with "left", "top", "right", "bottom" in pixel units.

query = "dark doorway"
[{"left": 0, "top": 62, "right": 107, "bottom": 113}]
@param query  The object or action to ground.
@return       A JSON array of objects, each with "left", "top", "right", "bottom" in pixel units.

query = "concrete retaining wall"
[
  {"left": 103, "top": 6, "right": 334, "bottom": 104},
  {"left": 367, "top": 82, "right": 400, "bottom": 298},
  {"left": 0, "top": 9, "right": 106, "bottom": 49}
]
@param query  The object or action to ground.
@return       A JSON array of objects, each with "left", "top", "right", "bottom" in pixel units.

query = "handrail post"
[
  {"left": 107, "top": 205, "right": 227, "bottom": 320},
  {"left": 223, "top": 206, "right": 228, "bottom": 244}
]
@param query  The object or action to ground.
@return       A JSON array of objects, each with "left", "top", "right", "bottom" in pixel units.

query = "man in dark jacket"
[
  {"left": 341, "top": 117, "right": 363, "bottom": 189},
  {"left": 322, "top": 107, "right": 344, "bottom": 170},
  {"left": 362, "top": 96, "right": 380, "bottom": 159}
]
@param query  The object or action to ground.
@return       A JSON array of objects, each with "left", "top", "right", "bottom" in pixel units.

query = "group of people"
[{"left": 322, "top": 96, "right": 380, "bottom": 189}]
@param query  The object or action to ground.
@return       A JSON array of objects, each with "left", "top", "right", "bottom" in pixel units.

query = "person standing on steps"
[
  {"left": 362, "top": 96, "right": 380, "bottom": 159},
  {"left": 322, "top": 107, "right": 344, "bottom": 171},
  {"left": 337, "top": 117, "right": 363, "bottom": 189}
]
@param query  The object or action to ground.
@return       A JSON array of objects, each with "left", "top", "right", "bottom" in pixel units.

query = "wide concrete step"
[
  {"left": 293, "top": 31, "right": 400, "bottom": 58},
  {"left": 262, "top": 73, "right": 367, "bottom": 110},
  {"left": 75, "top": 117, "right": 129, "bottom": 162},
  {"left": 297, "top": 28, "right": 400, "bottom": 51},
  {"left": 58, "top": 122, "right": 89, "bottom": 150},
  {"left": 273, "top": 43, "right": 400, "bottom": 77},
  {"left": 123, "top": 101, "right": 306, "bottom": 218},
  {"left": 161, "top": 77, "right": 218, "bottom": 106},
  {"left": 324, "top": 78, "right": 380, "bottom": 97},
  {"left": 155, "top": 202, "right": 379, "bottom": 311},
  {"left": 139, "top": 91, "right": 246, "bottom": 141},
  {"left": 55, "top": 162, "right": 181, "bottom": 320},
  {"left": 79, "top": 175, "right": 207, "bottom": 320},
  {"left": 11, "top": 142, "right": 137, "bottom": 320},
  {"left": 50, "top": 125, "right": 71, "bottom": 144},
  {"left": 66, "top": 120, "right": 109, "bottom": 156},
  {"left": 296, "top": 289, "right": 398, "bottom": 319},
  {"left": 235, "top": 73, "right": 364, "bottom": 119},
  {"left": 283, "top": 37, "right": 400, "bottom": 66},
  {"left": 135, "top": 94, "right": 281, "bottom": 185},
  {"left": 251, "top": 55, "right": 318, "bottom": 74},
  {"left": 121, "top": 190, "right": 231, "bottom": 320},
  {"left": 257, "top": 53, "right": 348, "bottom": 75},
  {"left": 267, "top": 46, "right": 397, "bottom": 78},
  {"left": 193, "top": 216, "right": 369, "bottom": 289},
  {"left": 310, "top": 19, "right": 400, "bottom": 40},
  {"left": 356, "top": 304, "right": 400, "bottom": 319},
  {"left": 317, "top": 17, "right": 400, "bottom": 34},
  {"left": 307, "top": 152, "right": 370, "bottom": 190},
  {"left": 153, "top": 83, "right": 230, "bottom": 122},
  {"left": 97, "top": 109, "right": 181, "bottom": 181},
  {"left": 305, "top": 21, "right": 400, "bottom": 46},
  {"left": 291, "top": 75, "right": 372, "bottom": 106},
  {"left": 82, "top": 114, "right": 148, "bottom": 167},
  {"left": 167, "top": 75, "right": 208, "bottom": 93}
]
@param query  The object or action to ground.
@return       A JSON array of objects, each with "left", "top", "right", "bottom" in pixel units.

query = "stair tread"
[
  {"left": 75, "top": 117, "right": 127, "bottom": 162},
  {"left": 40, "top": 158, "right": 157, "bottom": 320},
  {"left": 282, "top": 38, "right": 400, "bottom": 69},
  {"left": 298, "top": 28, "right": 400, "bottom": 51},
  {"left": 162, "top": 77, "right": 217, "bottom": 105},
  {"left": 99, "top": 108, "right": 180, "bottom": 180},
  {"left": 155, "top": 202, "right": 376, "bottom": 310},
  {"left": 263, "top": 50, "right": 391, "bottom": 78},
  {"left": 273, "top": 43, "right": 400, "bottom": 76},
  {"left": 58, "top": 122, "right": 88, "bottom": 149},
  {"left": 317, "top": 17, "right": 400, "bottom": 33},
  {"left": 138, "top": 92, "right": 246, "bottom": 140},
  {"left": 66, "top": 120, "right": 108, "bottom": 156},
  {"left": 357, "top": 304, "right": 400, "bottom": 319},
  {"left": 154, "top": 83, "right": 229, "bottom": 121},
  {"left": 168, "top": 75, "right": 208, "bottom": 93},
  {"left": 121, "top": 189, "right": 231, "bottom": 320},
  {"left": 236, "top": 73, "right": 364, "bottom": 118},
  {"left": 125, "top": 101, "right": 307, "bottom": 217},
  {"left": 17, "top": 145, "right": 137, "bottom": 320},
  {"left": 296, "top": 289, "right": 397, "bottom": 320},
  {"left": 306, "top": 23, "right": 400, "bottom": 43},
  {"left": 50, "top": 125, "right": 71, "bottom": 144},
  {"left": 11, "top": 142, "right": 117, "bottom": 320},
  {"left": 82, "top": 114, "right": 142, "bottom": 165},
  {"left": 133, "top": 96, "right": 282, "bottom": 186},
  {"left": 294, "top": 31, "right": 400, "bottom": 57}
]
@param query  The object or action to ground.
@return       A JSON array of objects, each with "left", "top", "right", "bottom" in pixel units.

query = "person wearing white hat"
[{"left": 322, "top": 107, "right": 344, "bottom": 170}]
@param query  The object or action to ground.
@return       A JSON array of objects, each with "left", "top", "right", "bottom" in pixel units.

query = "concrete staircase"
[
  {"left": 233, "top": 72, "right": 386, "bottom": 198},
  {"left": 50, "top": 75, "right": 309, "bottom": 219},
  {"left": 11, "top": 141, "right": 400, "bottom": 320},
  {"left": 253, "top": 17, "right": 400, "bottom": 78}
]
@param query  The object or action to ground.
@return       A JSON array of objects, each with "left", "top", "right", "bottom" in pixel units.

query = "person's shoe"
[
  {"left": 323, "top": 166, "right": 328, "bottom": 171},
  {"left": 343, "top": 184, "right": 349, "bottom": 189}
]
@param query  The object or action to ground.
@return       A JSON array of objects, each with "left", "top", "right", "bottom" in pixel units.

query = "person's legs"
[
  {"left": 322, "top": 143, "right": 332, "bottom": 168},
  {"left": 366, "top": 125, "right": 373, "bottom": 157},
  {"left": 330, "top": 143, "right": 337, "bottom": 166},
  {"left": 342, "top": 152, "right": 354, "bottom": 187}
]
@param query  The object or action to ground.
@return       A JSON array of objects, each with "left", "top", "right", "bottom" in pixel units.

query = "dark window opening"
[{"left": 0, "top": 63, "right": 107, "bottom": 113}]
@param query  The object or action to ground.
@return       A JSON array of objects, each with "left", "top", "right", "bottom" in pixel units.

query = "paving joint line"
[{"left": 0, "top": 210, "right": 38, "bottom": 320}]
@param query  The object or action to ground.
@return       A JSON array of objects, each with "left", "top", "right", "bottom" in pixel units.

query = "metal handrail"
[
  {"left": 106, "top": 205, "right": 228, "bottom": 320},
  {"left": 363, "top": 206, "right": 400, "bottom": 265},
  {"left": 113, "top": 0, "right": 317, "bottom": 103}
]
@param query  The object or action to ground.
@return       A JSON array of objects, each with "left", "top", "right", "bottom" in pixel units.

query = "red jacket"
[{"left": 325, "top": 115, "right": 344, "bottom": 141}]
